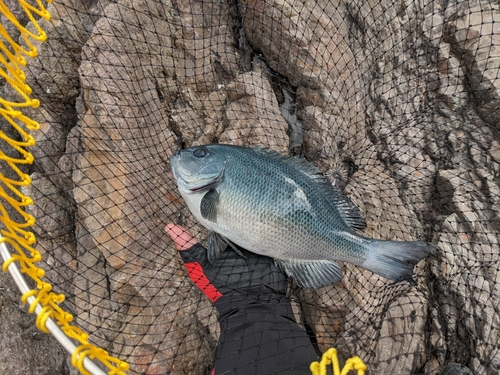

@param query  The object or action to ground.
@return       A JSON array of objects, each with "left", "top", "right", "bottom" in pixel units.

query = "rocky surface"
[{"left": 1, "top": 0, "right": 499, "bottom": 374}]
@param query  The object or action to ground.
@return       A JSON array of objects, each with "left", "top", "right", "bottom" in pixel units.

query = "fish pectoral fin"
[
  {"left": 207, "top": 231, "right": 227, "bottom": 264},
  {"left": 274, "top": 259, "right": 343, "bottom": 289},
  {"left": 201, "top": 188, "right": 219, "bottom": 223}
]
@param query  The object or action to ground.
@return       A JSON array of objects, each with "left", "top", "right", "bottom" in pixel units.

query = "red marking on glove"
[{"left": 185, "top": 262, "right": 223, "bottom": 302}]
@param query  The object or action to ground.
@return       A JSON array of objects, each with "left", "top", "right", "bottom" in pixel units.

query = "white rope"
[{"left": 0, "top": 240, "right": 107, "bottom": 375}]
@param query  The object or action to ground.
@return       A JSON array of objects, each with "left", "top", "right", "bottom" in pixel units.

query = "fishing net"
[{"left": 1, "top": 0, "right": 499, "bottom": 374}]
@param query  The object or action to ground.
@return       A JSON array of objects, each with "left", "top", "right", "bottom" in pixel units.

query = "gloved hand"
[{"left": 166, "top": 224, "right": 318, "bottom": 375}]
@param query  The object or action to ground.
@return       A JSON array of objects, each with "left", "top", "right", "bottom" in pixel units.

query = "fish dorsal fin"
[
  {"left": 252, "top": 147, "right": 366, "bottom": 231},
  {"left": 253, "top": 147, "right": 323, "bottom": 178},
  {"left": 328, "top": 190, "right": 367, "bottom": 231}
]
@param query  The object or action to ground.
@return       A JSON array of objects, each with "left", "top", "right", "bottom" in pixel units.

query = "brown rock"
[
  {"left": 221, "top": 62, "right": 290, "bottom": 153},
  {"left": 3, "top": 0, "right": 500, "bottom": 374},
  {"left": 446, "top": 6, "right": 500, "bottom": 131},
  {"left": 23, "top": 173, "right": 73, "bottom": 238},
  {"left": 70, "top": 0, "right": 247, "bottom": 372}
]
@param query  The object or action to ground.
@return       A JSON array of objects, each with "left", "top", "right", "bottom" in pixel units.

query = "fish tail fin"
[{"left": 362, "top": 240, "right": 437, "bottom": 280}]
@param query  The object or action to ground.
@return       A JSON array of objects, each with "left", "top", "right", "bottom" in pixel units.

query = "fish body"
[{"left": 170, "top": 144, "right": 436, "bottom": 288}]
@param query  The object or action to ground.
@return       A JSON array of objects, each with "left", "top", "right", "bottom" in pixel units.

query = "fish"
[{"left": 170, "top": 144, "right": 436, "bottom": 289}]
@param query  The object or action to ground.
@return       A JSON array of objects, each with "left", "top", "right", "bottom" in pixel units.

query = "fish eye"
[{"left": 193, "top": 148, "right": 207, "bottom": 158}]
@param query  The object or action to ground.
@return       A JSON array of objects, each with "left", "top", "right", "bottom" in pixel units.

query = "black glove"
[{"left": 179, "top": 243, "right": 318, "bottom": 374}]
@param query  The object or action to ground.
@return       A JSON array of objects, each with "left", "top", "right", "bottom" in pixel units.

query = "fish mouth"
[
  {"left": 174, "top": 174, "right": 220, "bottom": 192},
  {"left": 188, "top": 176, "right": 220, "bottom": 192},
  {"left": 171, "top": 162, "right": 222, "bottom": 192}
]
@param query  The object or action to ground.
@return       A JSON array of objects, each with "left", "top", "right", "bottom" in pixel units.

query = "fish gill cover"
[{"left": 0, "top": 0, "right": 499, "bottom": 374}]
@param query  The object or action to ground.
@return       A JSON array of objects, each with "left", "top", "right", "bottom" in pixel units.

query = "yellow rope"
[
  {"left": 310, "top": 348, "right": 367, "bottom": 375},
  {"left": 0, "top": 0, "right": 129, "bottom": 374}
]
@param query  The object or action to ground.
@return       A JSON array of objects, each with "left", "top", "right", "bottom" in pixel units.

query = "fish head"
[{"left": 170, "top": 145, "right": 225, "bottom": 193}]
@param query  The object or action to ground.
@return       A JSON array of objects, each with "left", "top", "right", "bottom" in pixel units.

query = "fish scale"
[
  {"left": 171, "top": 144, "right": 437, "bottom": 289},
  {"left": 216, "top": 147, "right": 362, "bottom": 260}
]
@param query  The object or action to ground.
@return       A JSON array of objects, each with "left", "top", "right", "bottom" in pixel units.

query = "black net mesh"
[{"left": 2, "top": 0, "right": 500, "bottom": 373}]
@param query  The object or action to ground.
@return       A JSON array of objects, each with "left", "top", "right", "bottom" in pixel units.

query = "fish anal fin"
[{"left": 274, "top": 259, "right": 343, "bottom": 289}]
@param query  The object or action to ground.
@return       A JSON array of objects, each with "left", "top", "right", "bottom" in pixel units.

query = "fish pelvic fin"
[
  {"left": 274, "top": 259, "right": 343, "bottom": 289},
  {"left": 207, "top": 231, "right": 227, "bottom": 264},
  {"left": 362, "top": 240, "right": 437, "bottom": 280},
  {"left": 206, "top": 231, "right": 246, "bottom": 264}
]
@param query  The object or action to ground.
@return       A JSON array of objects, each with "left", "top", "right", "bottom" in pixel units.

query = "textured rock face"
[{"left": 1, "top": 0, "right": 499, "bottom": 374}]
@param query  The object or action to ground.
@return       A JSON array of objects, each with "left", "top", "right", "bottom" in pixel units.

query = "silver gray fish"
[{"left": 170, "top": 144, "right": 436, "bottom": 288}]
